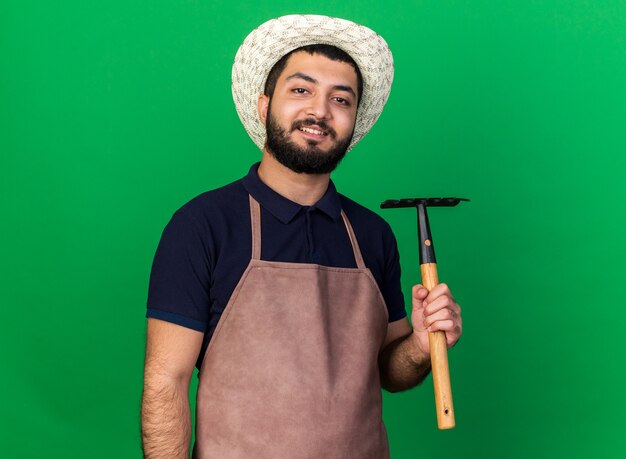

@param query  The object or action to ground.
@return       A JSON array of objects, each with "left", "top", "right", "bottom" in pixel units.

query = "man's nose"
[{"left": 306, "top": 94, "right": 331, "bottom": 120}]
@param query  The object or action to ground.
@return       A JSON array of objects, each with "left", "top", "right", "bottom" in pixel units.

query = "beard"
[{"left": 265, "top": 105, "right": 353, "bottom": 175}]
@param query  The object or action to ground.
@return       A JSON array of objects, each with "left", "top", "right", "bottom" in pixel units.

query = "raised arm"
[{"left": 141, "top": 318, "right": 203, "bottom": 458}]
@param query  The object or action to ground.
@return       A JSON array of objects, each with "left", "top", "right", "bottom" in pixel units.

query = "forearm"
[
  {"left": 379, "top": 332, "right": 431, "bottom": 393},
  {"left": 141, "top": 375, "right": 191, "bottom": 459}
]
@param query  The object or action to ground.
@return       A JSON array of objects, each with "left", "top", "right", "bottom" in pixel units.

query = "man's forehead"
[
  {"left": 282, "top": 49, "right": 353, "bottom": 65},
  {"left": 278, "top": 51, "right": 358, "bottom": 82}
]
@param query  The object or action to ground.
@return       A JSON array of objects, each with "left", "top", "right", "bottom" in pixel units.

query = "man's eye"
[
  {"left": 293, "top": 88, "right": 308, "bottom": 94},
  {"left": 334, "top": 97, "right": 349, "bottom": 105}
]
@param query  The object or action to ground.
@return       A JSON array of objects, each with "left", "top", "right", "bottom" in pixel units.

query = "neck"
[{"left": 257, "top": 150, "right": 331, "bottom": 206}]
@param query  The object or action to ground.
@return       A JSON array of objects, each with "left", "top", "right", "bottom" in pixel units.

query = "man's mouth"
[
  {"left": 298, "top": 126, "right": 328, "bottom": 136},
  {"left": 293, "top": 119, "right": 336, "bottom": 140}
]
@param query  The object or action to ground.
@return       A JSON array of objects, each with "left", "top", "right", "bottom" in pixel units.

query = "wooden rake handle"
[{"left": 421, "top": 262, "right": 455, "bottom": 430}]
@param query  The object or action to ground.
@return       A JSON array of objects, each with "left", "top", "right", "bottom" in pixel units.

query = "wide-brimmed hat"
[{"left": 232, "top": 14, "right": 394, "bottom": 151}]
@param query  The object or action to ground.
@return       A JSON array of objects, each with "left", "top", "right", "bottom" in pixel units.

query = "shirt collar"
[{"left": 242, "top": 162, "right": 342, "bottom": 224}]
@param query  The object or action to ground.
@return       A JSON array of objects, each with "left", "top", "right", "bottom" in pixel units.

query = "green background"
[{"left": 2, "top": 0, "right": 625, "bottom": 457}]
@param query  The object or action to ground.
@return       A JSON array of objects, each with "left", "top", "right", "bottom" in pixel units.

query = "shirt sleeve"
[
  {"left": 381, "top": 225, "right": 407, "bottom": 323},
  {"left": 146, "top": 209, "right": 210, "bottom": 332}
]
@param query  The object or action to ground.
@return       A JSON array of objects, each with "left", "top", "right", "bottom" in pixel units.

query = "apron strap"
[
  {"left": 340, "top": 210, "right": 367, "bottom": 270},
  {"left": 249, "top": 195, "right": 262, "bottom": 260},
  {"left": 249, "top": 194, "right": 366, "bottom": 270}
]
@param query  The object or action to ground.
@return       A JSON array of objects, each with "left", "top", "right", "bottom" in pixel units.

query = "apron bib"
[{"left": 194, "top": 195, "right": 390, "bottom": 458}]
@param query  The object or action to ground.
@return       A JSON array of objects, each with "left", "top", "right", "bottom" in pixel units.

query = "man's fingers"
[
  {"left": 423, "top": 294, "right": 459, "bottom": 317},
  {"left": 413, "top": 283, "right": 462, "bottom": 345},
  {"left": 426, "top": 319, "right": 455, "bottom": 333},
  {"left": 412, "top": 284, "right": 428, "bottom": 311},
  {"left": 425, "top": 282, "right": 453, "bottom": 304},
  {"left": 412, "top": 284, "right": 428, "bottom": 300},
  {"left": 423, "top": 307, "right": 457, "bottom": 329}
]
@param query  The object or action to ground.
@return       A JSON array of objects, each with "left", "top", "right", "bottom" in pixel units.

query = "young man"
[{"left": 142, "top": 15, "right": 462, "bottom": 458}]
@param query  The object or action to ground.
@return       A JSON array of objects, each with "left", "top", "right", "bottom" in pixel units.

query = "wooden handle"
[{"left": 420, "top": 262, "right": 456, "bottom": 430}]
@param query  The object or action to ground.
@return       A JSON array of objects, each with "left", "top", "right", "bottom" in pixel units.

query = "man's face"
[{"left": 259, "top": 51, "right": 359, "bottom": 174}]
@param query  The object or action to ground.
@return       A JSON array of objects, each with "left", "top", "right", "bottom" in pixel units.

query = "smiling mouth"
[{"left": 299, "top": 126, "right": 327, "bottom": 136}]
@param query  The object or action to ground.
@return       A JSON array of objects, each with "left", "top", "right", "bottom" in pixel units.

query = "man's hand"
[
  {"left": 379, "top": 283, "right": 462, "bottom": 392},
  {"left": 410, "top": 283, "right": 462, "bottom": 354}
]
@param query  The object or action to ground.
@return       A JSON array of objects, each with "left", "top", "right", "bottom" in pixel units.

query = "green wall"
[{"left": 2, "top": 1, "right": 625, "bottom": 457}]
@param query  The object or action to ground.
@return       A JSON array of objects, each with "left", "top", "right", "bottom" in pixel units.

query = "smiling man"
[
  {"left": 142, "top": 15, "right": 463, "bottom": 459},
  {"left": 260, "top": 48, "right": 359, "bottom": 174}
]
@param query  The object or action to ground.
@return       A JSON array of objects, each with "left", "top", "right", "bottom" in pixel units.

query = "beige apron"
[{"left": 194, "top": 195, "right": 390, "bottom": 458}]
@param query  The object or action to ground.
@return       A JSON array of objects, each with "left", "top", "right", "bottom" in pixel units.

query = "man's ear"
[{"left": 257, "top": 94, "right": 269, "bottom": 126}]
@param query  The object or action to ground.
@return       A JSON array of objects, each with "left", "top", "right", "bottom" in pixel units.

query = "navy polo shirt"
[{"left": 147, "top": 163, "right": 407, "bottom": 368}]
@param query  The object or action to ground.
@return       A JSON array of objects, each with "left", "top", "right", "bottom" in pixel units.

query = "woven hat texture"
[{"left": 232, "top": 15, "right": 394, "bottom": 151}]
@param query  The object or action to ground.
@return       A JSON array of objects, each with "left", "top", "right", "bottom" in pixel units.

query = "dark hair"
[{"left": 263, "top": 44, "right": 364, "bottom": 105}]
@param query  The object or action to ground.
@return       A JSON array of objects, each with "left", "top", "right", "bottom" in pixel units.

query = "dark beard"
[{"left": 265, "top": 106, "right": 353, "bottom": 174}]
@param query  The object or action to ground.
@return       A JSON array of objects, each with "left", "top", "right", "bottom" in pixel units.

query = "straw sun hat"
[{"left": 232, "top": 14, "right": 394, "bottom": 151}]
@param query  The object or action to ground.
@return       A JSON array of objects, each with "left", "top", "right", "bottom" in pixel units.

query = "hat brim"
[{"left": 232, "top": 15, "right": 394, "bottom": 152}]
